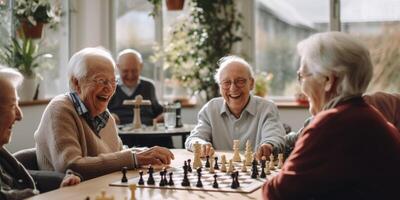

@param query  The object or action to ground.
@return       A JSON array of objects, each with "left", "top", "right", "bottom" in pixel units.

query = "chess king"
[{"left": 185, "top": 55, "right": 285, "bottom": 159}]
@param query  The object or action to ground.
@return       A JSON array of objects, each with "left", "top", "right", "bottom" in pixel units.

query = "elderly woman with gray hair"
[
  {"left": 34, "top": 47, "right": 174, "bottom": 180},
  {"left": 263, "top": 32, "right": 400, "bottom": 199}
]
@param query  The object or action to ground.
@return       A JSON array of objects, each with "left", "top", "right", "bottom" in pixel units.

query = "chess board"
[{"left": 110, "top": 161, "right": 280, "bottom": 193}]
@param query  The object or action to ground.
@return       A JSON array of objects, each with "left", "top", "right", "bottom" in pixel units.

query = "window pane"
[
  {"left": 115, "top": 0, "right": 156, "bottom": 79},
  {"left": 255, "top": 0, "right": 329, "bottom": 97},
  {"left": 341, "top": 0, "right": 400, "bottom": 93}
]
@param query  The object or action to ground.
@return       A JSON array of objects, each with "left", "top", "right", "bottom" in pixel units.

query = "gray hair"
[
  {"left": 214, "top": 55, "right": 254, "bottom": 83},
  {"left": 67, "top": 47, "right": 116, "bottom": 91},
  {"left": 0, "top": 65, "right": 23, "bottom": 88},
  {"left": 117, "top": 49, "right": 143, "bottom": 64},
  {"left": 297, "top": 31, "right": 373, "bottom": 97}
]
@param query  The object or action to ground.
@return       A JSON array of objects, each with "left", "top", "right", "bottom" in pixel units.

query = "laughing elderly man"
[
  {"left": 34, "top": 47, "right": 174, "bottom": 180},
  {"left": 185, "top": 56, "right": 285, "bottom": 159}
]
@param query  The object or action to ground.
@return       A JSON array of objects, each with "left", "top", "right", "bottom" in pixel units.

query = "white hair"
[
  {"left": 297, "top": 31, "right": 373, "bottom": 97},
  {"left": 0, "top": 65, "right": 23, "bottom": 88},
  {"left": 214, "top": 55, "right": 254, "bottom": 83},
  {"left": 117, "top": 49, "right": 143, "bottom": 64},
  {"left": 67, "top": 47, "right": 116, "bottom": 91}
]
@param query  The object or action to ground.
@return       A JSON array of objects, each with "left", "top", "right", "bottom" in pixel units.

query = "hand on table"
[
  {"left": 137, "top": 146, "right": 175, "bottom": 166},
  {"left": 60, "top": 172, "right": 81, "bottom": 187},
  {"left": 256, "top": 143, "right": 273, "bottom": 160},
  {"left": 200, "top": 143, "right": 215, "bottom": 158}
]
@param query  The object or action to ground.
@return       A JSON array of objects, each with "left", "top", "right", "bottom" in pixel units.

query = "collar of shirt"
[
  {"left": 220, "top": 95, "right": 256, "bottom": 117},
  {"left": 69, "top": 92, "right": 109, "bottom": 136},
  {"left": 117, "top": 77, "right": 141, "bottom": 96}
]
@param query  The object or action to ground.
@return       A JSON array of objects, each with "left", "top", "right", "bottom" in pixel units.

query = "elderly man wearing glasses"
[
  {"left": 185, "top": 55, "right": 285, "bottom": 159},
  {"left": 34, "top": 47, "right": 174, "bottom": 180}
]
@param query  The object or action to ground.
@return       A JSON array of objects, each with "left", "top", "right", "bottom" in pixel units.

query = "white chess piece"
[
  {"left": 278, "top": 153, "right": 284, "bottom": 169},
  {"left": 192, "top": 142, "right": 202, "bottom": 169},
  {"left": 245, "top": 140, "right": 253, "bottom": 166},
  {"left": 95, "top": 191, "right": 114, "bottom": 200},
  {"left": 129, "top": 184, "right": 136, "bottom": 200},
  {"left": 265, "top": 161, "right": 271, "bottom": 175},
  {"left": 220, "top": 155, "right": 227, "bottom": 172},
  {"left": 209, "top": 157, "right": 215, "bottom": 173},
  {"left": 241, "top": 159, "right": 247, "bottom": 172},
  {"left": 122, "top": 95, "right": 151, "bottom": 129},
  {"left": 232, "top": 140, "right": 241, "bottom": 162},
  {"left": 228, "top": 159, "right": 234, "bottom": 173},
  {"left": 269, "top": 154, "right": 275, "bottom": 170}
]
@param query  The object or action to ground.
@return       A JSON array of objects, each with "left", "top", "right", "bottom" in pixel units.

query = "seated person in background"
[
  {"left": 108, "top": 49, "right": 163, "bottom": 125},
  {"left": 185, "top": 55, "right": 285, "bottom": 159},
  {"left": 284, "top": 91, "right": 400, "bottom": 156},
  {"left": 0, "top": 66, "right": 80, "bottom": 200},
  {"left": 108, "top": 49, "right": 172, "bottom": 148},
  {"left": 34, "top": 47, "right": 174, "bottom": 180},
  {"left": 263, "top": 32, "right": 400, "bottom": 199}
]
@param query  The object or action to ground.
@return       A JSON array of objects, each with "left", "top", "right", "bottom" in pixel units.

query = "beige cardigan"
[{"left": 34, "top": 94, "right": 135, "bottom": 180}]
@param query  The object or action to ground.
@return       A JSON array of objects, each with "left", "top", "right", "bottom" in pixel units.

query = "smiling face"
[
  {"left": 219, "top": 61, "right": 254, "bottom": 117},
  {"left": 117, "top": 53, "right": 142, "bottom": 88},
  {"left": 74, "top": 55, "right": 116, "bottom": 117},
  {"left": 0, "top": 79, "right": 22, "bottom": 147}
]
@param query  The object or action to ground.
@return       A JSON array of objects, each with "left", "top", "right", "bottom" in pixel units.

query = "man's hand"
[
  {"left": 200, "top": 143, "right": 215, "bottom": 158},
  {"left": 256, "top": 144, "right": 273, "bottom": 160},
  {"left": 136, "top": 146, "right": 175, "bottom": 166},
  {"left": 60, "top": 173, "right": 81, "bottom": 187}
]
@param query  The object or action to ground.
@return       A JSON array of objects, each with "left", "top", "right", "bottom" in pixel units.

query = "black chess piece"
[
  {"left": 168, "top": 172, "right": 174, "bottom": 186},
  {"left": 181, "top": 162, "right": 190, "bottom": 187},
  {"left": 214, "top": 157, "right": 219, "bottom": 170},
  {"left": 251, "top": 159, "right": 259, "bottom": 179},
  {"left": 138, "top": 170, "right": 144, "bottom": 185},
  {"left": 159, "top": 171, "right": 165, "bottom": 186},
  {"left": 205, "top": 155, "right": 210, "bottom": 168},
  {"left": 147, "top": 165, "right": 155, "bottom": 185},
  {"left": 196, "top": 167, "right": 203, "bottom": 187},
  {"left": 121, "top": 166, "right": 128, "bottom": 183},
  {"left": 212, "top": 174, "right": 219, "bottom": 188},
  {"left": 235, "top": 171, "right": 240, "bottom": 188},
  {"left": 161, "top": 168, "right": 168, "bottom": 185},
  {"left": 187, "top": 159, "right": 193, "bottom": 173},
  {"left": 260, "top": 159, "right": 266, "bottom": 178},
  {"left": 230, "top": 172, "right": 238, "bottom": 189}
]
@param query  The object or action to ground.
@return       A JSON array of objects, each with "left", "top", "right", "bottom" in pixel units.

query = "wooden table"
[
  {"left": 118, "top": 124, "right": 196, "bottom": 148},
  {"left": 27, "top": 149, "right": 266, "bottom": 200}
]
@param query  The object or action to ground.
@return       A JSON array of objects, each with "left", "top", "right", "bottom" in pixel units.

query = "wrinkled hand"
[
  {"left": 137, "top": 146, "right": 175, "bottom": 166},
  {"left": 256, "top": 144, "right": 273, "bottom": 160},
  {"left": 60, "top": 173, "right": 81, "bottom": 187},
  {"left": 200, "top": 144, "right": 215, "bottom": 158}
]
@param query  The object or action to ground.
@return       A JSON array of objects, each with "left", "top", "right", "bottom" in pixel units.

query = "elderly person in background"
[
  {"left": 0, "top": 66, "right": 80, "bottom": 200},
  {"left": 185, "top": 55, "right": 285, "bottom": 159},
  {"left": 34, "top": 47, "right": 174, "bottom": 180},
  {"left": 263, "top": 32, "right": 400, "bottom": 199}
]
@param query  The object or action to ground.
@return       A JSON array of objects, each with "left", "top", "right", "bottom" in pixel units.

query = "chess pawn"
[
  {"left": 265, "top": 162, "right": 271, "bottom": 175},
  {"left": 277, "top": 153, "right": 284, "bottom": 169},
  {"left": 241, "top": 159, "right": 247, "bottom": 172},
  {"left": 269, "top": 154, "right": 275, "bottom": 170},
  {"left": 220, "top": 160, "right": 227, "bottom": 172},
  {"left": 209, "top": 157, "right": 215, "bottom": 173},
  {"left": 192, "top": 142, "right": 202, "bottom": 169},
  {"left": 232, "top": 140, "right": 241, "bottom": 162},
  {"left": 221, "top": 154, "right": 227, "bottom": 165},
  {"left": 228, "top": 159, "right": 235, "bottom": 173}
]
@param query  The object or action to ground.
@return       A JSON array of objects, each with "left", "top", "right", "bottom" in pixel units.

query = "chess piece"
[
  {"left": 187, "top": 159, "right": 193, "bottom": 173},
  {"left": 235, "top": 171, "right": 240, "bottom": 188},
  {"left": 147, "top": 165, "right": 155, "bottom": 185},
  {"left": 214, "top": 156, "right": 219, "bottom": 170},
  {"left": 138, "top": 170, "right": 144, "bottom": 185},
  {"left": 221, "top": 155, "right": 227, "bottom": 166},
  {"left": 192, "top": 142, "right": 202, "bottom": 169},
  {"left": 228, "top": 159, "right": 234, "bottom": 173},
  {"left": 232, "top": 140, "right": 241, "bottom": 162},
  {"left": 220, "top": 160, "right": 227, "bottom": 172},
  {"left": 159, "top": 171, "right": 165, "bottom": 186},
  {"left": 95, "top": 191, "right": 114, "bottom": 200},
  {"left": 196, "top": 167, "right": 203, "bottom": 187},
  {"left": 265, "top": 161, "right": 271, "bottom": 175},
  {"left": 209, "top": 147, "right": 215, "bottom": 158},
  {"left": 230, "top": 172, "right": 238, "bottom": 189},
  {"left": 181, "top": 162, "right": 190, "bottom": 187},
  {"left": 168, "top": 172, "right": 174, "bottom": 186},
  {"left": 123, "top": 95, "right": 152, "bottom": 129},
  {"left": 212, "top": 174, "right": 219, "bottom": 188},
  {"left": 245, "top": 140, "right": 253, "bottom": 166},
  {"left": 269, "top": 154, "right": 275, "bottom": 170},
  {"left": 205, "top": 155, "right": 210, "bottom": 168},
  {"left": 129, "top": 184, "right": 136, "bottom": 200},
  {"left": 260, "top": 156, "right": 266, "bottom": 178},
  {"left": 277, "top": 153, "right": 284, "bottom": 169},
  {"left": 121, "top": 167, "right": 128, "bottom": 183},
  {"left": 241, "top": 159, "right": 247, "bottom": 172},
  {"left": 251, "top": 158, "right": 258, "bottom": 179},
  {"left": 209, "top": 157, "right": 215, "bottom": 173}
]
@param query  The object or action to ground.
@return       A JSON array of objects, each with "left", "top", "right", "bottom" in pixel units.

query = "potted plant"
[
  {"left": 152, "top": 0, "right": 244, "bottom": 101},
  {"left": 14, "top": 0, "right": 61, "bottom": 38},
  {"left": 254, "top": 71, "right": 273, "bottom": 98},
  {"left": 0, "top": 37, "right": 52, "bottom": 100},
  {"left": 147, "top": 0, "right": 185, "bottom": 16}
]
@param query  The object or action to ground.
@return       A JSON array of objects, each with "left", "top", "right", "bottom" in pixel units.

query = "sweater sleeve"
[
  {"left": 36, "top": 99, "right": 135, "bottom": 180},
  {"left": 259, "top": 103, "right": 285, "bottom": 152}
]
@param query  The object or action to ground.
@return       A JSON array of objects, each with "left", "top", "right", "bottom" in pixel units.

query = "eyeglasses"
[
  {"left": 297, "top": 71, "right": 313, "bottom": 83},
  {"left": 220, "top": 78, "right": 248, "bottom": 90},
  {"left": 91, "top": 78, "right": 117, "bottom": 87}
]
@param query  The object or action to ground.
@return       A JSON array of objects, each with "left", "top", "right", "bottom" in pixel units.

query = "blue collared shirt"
[{"left": 69, "top": 92, "right": 110, "bottom": 136}]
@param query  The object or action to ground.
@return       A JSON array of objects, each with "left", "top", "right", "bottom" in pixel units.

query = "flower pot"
[
  {"left": 18, "top": 76, "right": 39, "bottom": 101},
  {"left": 166, "top": 0, "right": 185, "bottom": 10},
  {"left": 18, "top": 19, "right": 44, "bottom": 39}
]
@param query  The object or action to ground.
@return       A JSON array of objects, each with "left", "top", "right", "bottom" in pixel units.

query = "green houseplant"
[{"left": 152, "top": 0, "right": 244, "bottom": 101}]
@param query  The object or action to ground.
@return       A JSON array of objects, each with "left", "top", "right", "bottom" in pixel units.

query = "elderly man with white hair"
[
  {"left": 0, "top": 66, "right": 80, "bottom": 199},
  {"left": 34, "top": 47, "right": 174, "bottom": 180},
  {"left": 263, "top": 32, "right": 400, "bottom": 199},
  {"left": 185, "top": 55, "right": 285, "bottom": 159}
]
